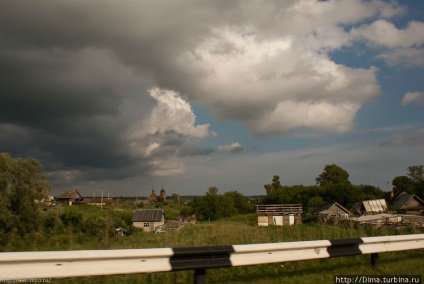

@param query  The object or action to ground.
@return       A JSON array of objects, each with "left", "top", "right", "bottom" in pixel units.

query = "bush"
[
  {"left": 112, "top": 211, "right": 133, "bottom": 229},
  {"left": 84, "top": 216, "right": 110, "bottom": 240},
  {"left": 60, "top": 206, "right": 83, "bottom": 229},
  {"left": 42, "top": 209, "right": 63, "bottom": 233}
]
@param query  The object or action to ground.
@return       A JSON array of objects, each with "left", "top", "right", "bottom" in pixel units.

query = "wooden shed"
[
  {"left": 315, "top": 202, "right": 352, "bottom": 222},
  {"left": 351, "top": 199, "right": 387, "bottom": 215},
  {"left": 392, "top": 193, "right": 424, "bottom": 213},
  {"left": 132, "top": 209, "right": 165, "bottom": 232},
  {"left": 256, "top": 204, "right": 302, "bottom": 226},
  {"left": 57, "top": 190, "right": 83, "bottom": 205}
]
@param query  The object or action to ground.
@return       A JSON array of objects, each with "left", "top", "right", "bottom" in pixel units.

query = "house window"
[{"left": 144, "top": 223, "right": 150, "bottom": 228}]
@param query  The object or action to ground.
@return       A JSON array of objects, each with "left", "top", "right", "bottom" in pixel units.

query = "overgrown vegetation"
[
  {"left": 191, "top": 187, "right": 256, "bottom": 221},
  {"left": 1, "top": 153, "right": 423, "bottom": 283},
  {"left": 2, "top": 214, "right": 422, "bottom": 284},
  {"left": 0, "top": 152, "right": 51, "bottom": 234}
]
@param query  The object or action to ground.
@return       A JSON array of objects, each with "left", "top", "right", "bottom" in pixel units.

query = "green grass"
[{"left": 2, "top": 212, "right": 423, "bottom": 283}]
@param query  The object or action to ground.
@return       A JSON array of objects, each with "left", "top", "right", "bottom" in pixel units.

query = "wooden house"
[
  {"left": 392, "top": 193, "right": 424, "bottom": 214},
  {"left": 57, "top": 190, "right": 83, "bottom": 205},
  {"left": 132, "top": 209, "right": 165, "bottom": 232},
  {"left": 315, "top": 202, "right": 352, "bottom": 222},
  {"left": 351, "top": 199, "right": 387, "bottom": 215},
  {"left": 256, "top": 204, "right": 302, "bottom": 226}
]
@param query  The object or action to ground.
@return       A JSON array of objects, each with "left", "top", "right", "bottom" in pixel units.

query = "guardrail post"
[
  {"left": 194, "top": 269, "right": 206, "bottom": 284},
  {"left": 371, "top": 253, "right": 379, "bottom": 268}
]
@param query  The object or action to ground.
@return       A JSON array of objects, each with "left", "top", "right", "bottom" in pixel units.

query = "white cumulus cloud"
[
  {"left": 217, "top": 142, "right": 243, "bottom": 154},
  {"left": 147, "top": 88, "right": 215, "bottom": 139},
  {"left": 401, "top": 92, "right": 424, "bottom": 106},
  {"left": 352, "top": 20, "right": 424, "bottom": 48},
  {"left": 180, "top": 27, "right": 380, "bottom": 136},
  {"left": 351, "top": 20, "right": 424, "bottom": 66},
  {"left": 125, "top": 88, "right": 216, "bottom": 176}
]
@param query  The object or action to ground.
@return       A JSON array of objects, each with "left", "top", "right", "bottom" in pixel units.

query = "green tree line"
[{"left": 1, "top": 152, "right": 422, "bottom": 235}]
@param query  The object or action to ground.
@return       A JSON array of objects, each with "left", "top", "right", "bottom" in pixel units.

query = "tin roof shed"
[{"left": 132, "top": 209, "right": 164, "bottom": 222}]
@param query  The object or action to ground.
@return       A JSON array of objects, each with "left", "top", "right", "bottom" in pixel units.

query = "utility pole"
[{"left": 101, "top": 188, "right": 104, "bottom": 210}]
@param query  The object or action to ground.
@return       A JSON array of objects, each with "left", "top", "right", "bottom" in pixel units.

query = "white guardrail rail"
[{"left": 0, "top": 234, "right": 423, "bottom": 284}]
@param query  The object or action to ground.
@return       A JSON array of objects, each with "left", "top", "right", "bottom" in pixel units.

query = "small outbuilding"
[
  {"left": 392, "top": 193, "right": 424, "bottom": 214},
  {"left": 351, "top": 199, "right": 388, "bottom": 215},
  {"left": 115, "top": 227, "right": 127, "bottom": 237},
  {"left": 132, "top": 209, "right": 165, "bottom": 232},
  {"left": 256, "top": 204, "right": 302, "bottom": 226},
  {"left": 315, "top": 202, "right": 352, "bottom": 222}
]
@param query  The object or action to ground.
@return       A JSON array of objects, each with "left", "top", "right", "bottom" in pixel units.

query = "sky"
[{"left": 1, "top": 0, "right": 423, "bottom": 197}]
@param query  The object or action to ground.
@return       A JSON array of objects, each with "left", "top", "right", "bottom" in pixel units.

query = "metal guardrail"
[{"left": 0, "top": 234, "right": 423, "bottom": 283}]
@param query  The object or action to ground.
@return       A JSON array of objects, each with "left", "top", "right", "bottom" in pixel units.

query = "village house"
[
  {"left": 256, "top": 204, "right": 302, "bottom": 226},
  {"left": 132, "top": 209, "right": 165, "bottom": 232},
  {"left": 57, "top": 189, "right": 83, "bottom": 205},
  {"left": 314, "top": 202, "right": 353, "bottom": 222},
  {"left": 391, "top": 193, "right": 424, "bottom": 214}
]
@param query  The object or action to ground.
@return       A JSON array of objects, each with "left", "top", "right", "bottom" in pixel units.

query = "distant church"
[
  {"left": 160, "top": 186, "right": 166, "bottom": 202},
  {"left": 148, "top": 186, "right": 166, "bottom": 203},
  {"left": 148, "top": 189, "right": 157, "bottom": 201}
]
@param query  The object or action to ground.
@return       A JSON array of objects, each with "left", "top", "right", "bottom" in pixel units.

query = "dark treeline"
[
  {"left": 191, "top": 163, "right": 424, "bottom": 221},
  {"left": 261, "top": 180, "right": 383, "bottom": 213}
]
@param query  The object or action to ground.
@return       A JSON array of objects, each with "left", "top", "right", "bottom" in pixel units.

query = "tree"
[
  {"left": 191, "top": 187, "right": 243, "bottom": 221},
  {"left": 355, "top": 184, "right": 384, "bottom": 201},
  {"left": 172, "top": 193, "right": 180, "bottom": 205},
  {"left": 0, "top": 152, "right": 51, "bottom": 234},
  {"left": 315, "top": 164, "right": 350, "bottom": 186},
  {"left": 407, "top": 165, "right": 424, "bottom": 182},
  {"left": 207, "top": 186, "right": 219, "bottom": 195},
  {"left": 264, "top": 175, "right": 282, "bottom": 195},
  {"left": 307, "top": 196, "right": 324, "bottom": 213},
  {"left": 60, "top": 206, "right": 83, "bottom": 229},
  {"left": 392, "top": 176, "right": 415, "bottom": 195},
  {"left": 222, "top": 191, "right": 254, "bottom": 214},
  {"left": 415, "top": 180, "right": 424, "bottom": 199}
]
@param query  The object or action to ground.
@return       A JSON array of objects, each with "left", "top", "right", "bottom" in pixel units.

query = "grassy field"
[{"left": 4, "top": 211, "right": 422, "bottom": 284}]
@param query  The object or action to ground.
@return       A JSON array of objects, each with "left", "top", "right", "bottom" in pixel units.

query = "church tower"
[
  {"left": 148, "top": 189, "right": 157, "bottom": 201},
  {"left": 160, "top": 186, "right": 166, "bottom": 203}
]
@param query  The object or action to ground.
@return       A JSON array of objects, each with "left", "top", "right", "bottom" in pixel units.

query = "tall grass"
[{"left": 2, "top": 212, "right": 423, "bottom": 283}]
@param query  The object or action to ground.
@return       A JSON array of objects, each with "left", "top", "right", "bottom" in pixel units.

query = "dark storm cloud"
[{"left": 0, "top": 0, "right": 239, "bottom": 187}]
